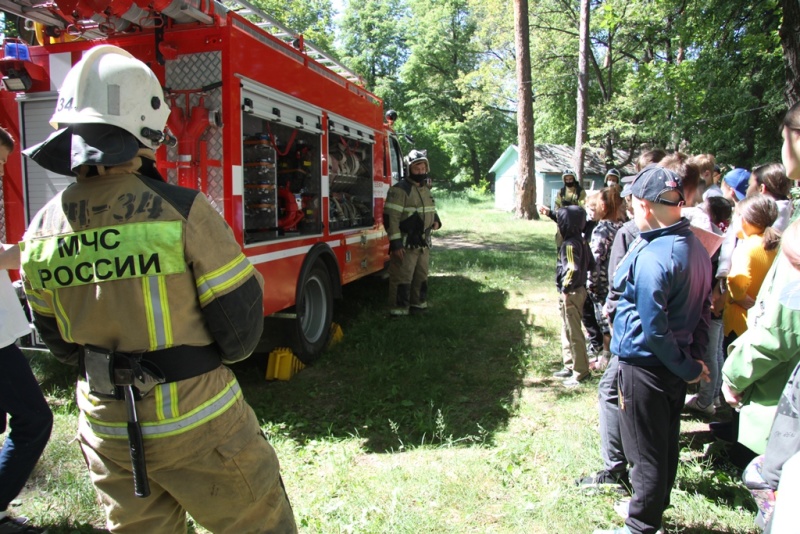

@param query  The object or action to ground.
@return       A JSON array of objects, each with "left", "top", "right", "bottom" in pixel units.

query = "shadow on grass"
[
  {"left": 30, "top": 524, "right": 108, "bottom": 534},
  {"left": 674, "top": 430, "right": 757, "bottom": 517},
  {"left": 23, "top": 349, "right": 80, "bottom": 407},
  {"left": 234, "top": 272, "right": 528, "bottom": 453},
  {"left": 23, "top": 519, "right": 209, "bottom": 534},
  {"left": 434, "top": 231, "right": 554, "bottom": 256},
  {"left": 680, "top": 426, "right": 716, "bottom": 453}
]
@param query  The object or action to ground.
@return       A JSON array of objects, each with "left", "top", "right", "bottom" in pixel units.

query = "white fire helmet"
[
  {"left": 49, "top": 45, "right": 170, "bottom": 150},
  {"left": 406, "top": 149, "right": 429, "bottom": 172}
]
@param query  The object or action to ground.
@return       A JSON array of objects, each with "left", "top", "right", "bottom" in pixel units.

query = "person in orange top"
[{"left": 722, "top": 195, "right": 781, "bottom": 348}]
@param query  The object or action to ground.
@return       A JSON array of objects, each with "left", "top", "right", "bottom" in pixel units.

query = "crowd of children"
[{"left": 540, "top": 102, "right": 800, "bottom": 533}]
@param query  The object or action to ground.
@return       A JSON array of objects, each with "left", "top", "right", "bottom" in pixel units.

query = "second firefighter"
[{"left": 384, "top": 149, "right": 442, "bottom": 316}]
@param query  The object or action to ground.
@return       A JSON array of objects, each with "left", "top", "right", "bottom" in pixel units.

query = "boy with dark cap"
[{"left": 593, "top": 165, "right": 711, "bottom": 534}]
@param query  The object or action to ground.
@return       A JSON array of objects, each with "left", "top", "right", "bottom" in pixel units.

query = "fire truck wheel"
[{"left": 292, "top": 262, "right": 333, "bottom": 362}]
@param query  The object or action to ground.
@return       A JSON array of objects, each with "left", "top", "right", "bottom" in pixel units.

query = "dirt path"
[{"left": 433, "top": 234, "right": 521, "bottom": 252}]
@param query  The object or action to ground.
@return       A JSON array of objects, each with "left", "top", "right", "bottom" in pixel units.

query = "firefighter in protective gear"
[
  {"left": 383, "top": 149, "right": 442, "bottom": 316},
  {"left": 18, "top": 45, "right": 296, "bottom": 534},
  {"left": 604, "top": 168, "right": 621, "bottom": 187},
  {"left": 555, "top": 169, "right": 586, "bottom": 208}
]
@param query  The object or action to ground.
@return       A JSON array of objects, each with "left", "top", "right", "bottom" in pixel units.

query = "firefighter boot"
[
  {"left": 410, "top": 281, "right": 428, "bottom": 315},
  {"left": 390, "top": 284, "right": 411, "bottom": 316}
]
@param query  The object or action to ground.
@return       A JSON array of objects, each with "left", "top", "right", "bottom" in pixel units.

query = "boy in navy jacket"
[{"left": 594, "top": 166, "right": 711, "bottom": 534}]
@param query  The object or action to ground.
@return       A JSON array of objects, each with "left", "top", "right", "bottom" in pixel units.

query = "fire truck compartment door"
[
  {"left": 240, "top": 78, "right": 322, "bottom": 134},
  {"left": 21, "top": 96, "right": 74, "bottom": 222}
]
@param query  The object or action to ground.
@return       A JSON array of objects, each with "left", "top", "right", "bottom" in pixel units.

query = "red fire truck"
[{"left": 0, "top": 0, "right": 406, "bottom": 361}]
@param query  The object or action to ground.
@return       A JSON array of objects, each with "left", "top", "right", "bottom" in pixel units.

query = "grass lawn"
[{"left": 13, "top": 189, "right": 758, "bottom": 533}]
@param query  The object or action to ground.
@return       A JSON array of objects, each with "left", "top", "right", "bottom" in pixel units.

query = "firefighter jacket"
[
  {"left": 555, "top": 183, "right": 586, "bottom": 208},
  {"left": 19, "top": 154, "right": 265, "bottom": 444},
  {"left": 383, "top": 178, "right": 441, "bottom": 251}
]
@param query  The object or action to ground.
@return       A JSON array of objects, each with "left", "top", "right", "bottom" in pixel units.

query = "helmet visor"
[{"left": 24, "top": 124, "right": 140, "bottom": 176}]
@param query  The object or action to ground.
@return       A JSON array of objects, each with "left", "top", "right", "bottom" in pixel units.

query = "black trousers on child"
[
  {"left": 582, "top": 294, "right": 603, "bottom": 352},
  {"left": 618, "top": 362, "right": 687, "bottom": 534}
]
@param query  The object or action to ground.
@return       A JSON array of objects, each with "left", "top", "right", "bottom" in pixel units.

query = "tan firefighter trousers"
[
  {"left": 388, "top": 246, "right": 430, "bottom": 315},
  {"left": 78, "top": 385, "right": 297, "bottom": 534}
]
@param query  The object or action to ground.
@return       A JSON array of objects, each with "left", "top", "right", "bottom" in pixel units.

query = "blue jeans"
[
  {"left": 695, "top": 318, "right": 723, "bottom": 408},
  {"left": 598, "top": 355, "right": 626, "bottom": 474},
  {"left": 0, "top": 343, "right": 53, "bottom": 511}
]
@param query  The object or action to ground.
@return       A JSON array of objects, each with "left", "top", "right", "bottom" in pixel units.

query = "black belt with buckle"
[
  {"left": 80, "top": 344, "right": 222, "bottom": 384},
  {"left": 138, "top": 344, "right": 222, "bottom": 382}
]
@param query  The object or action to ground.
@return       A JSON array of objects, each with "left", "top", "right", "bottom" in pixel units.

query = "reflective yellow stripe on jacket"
[
  {"left": 384, "top": 201, "right": 403, "bottom": 214},
  {"left": 26, "top": 289, "right": 77, "bottom": 343},
  {"left": 196, "top": 253, "right": 255, "bottom": 306},
  {"left": 84, "top": 378, "right": 242, "bottom": 439},
  {"left": 142, "top": 274, "right": 173, "bottom": 350},
  {"left": 384, "top": 201, "right": 404, "bottom": 241}
]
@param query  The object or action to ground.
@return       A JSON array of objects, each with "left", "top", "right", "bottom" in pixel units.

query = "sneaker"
[
  {"left": 589, "top": 351, "right": 611, "bottom": 372},
  {"left": 613, "top": 498, "right": 630, "bottom": 519},
  {"left": 684, "top": 394, "right": 715, "bottom": 416},
  {"left": 609, "top": 501, "right": 665, "bottom": 534},
  {"left": 576, "top": 470, "right": 630, "bottom": 493},
  {"left": 563, "top": 373, "right": 590, "bottom": 387},
  {"left": 0, "top": 517, "right": 45, "bottom": 534},
  {"left": 552, "top": 368, "right": 572, "bottom": 378}
]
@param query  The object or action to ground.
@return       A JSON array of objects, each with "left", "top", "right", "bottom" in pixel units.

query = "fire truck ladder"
[
  {"left": 0, "top": 0, "right": 69, "bottom": 29},
  {"left": 226, "top": 0, "right": 362, "bottom": 85},
  {"left": 0, "top": 0, "right": 362, "bottom": 85}
]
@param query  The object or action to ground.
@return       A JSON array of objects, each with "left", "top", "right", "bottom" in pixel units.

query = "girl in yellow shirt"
[{"left": 723, "top": 195, "right": 782, "bottom": 344}]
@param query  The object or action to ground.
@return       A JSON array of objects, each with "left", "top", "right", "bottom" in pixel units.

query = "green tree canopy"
[
  {"left": 397, "top": 0, "right": 514, "bottom": 184},
  {"left": 339, "top": 0, "right": 409, "bottom": 94},
  {"left": 235, "top": 0, "right": 337, "bottom": 53},
  {"left": 590, "top": 0, "right": 785, "bottom": 167}
]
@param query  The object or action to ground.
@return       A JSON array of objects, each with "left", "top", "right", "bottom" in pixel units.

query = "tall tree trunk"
[
  {"left": 780, "top": 0, "right": 800, "bottom": 105},
  {"left": 574, "top": 0, "right": 590, "bottom": 183},
  {"left": 606, "top": 33, "right": 613, "bottom": 104},
  {"left": 604, "top": 32, "right": 614, "bottom": 169},
  {"left": 470, "top": 146, "right": 481, "bottom": 185},
  {"left": 514, "top": 0, "right": 537, "bottom": 219}
]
